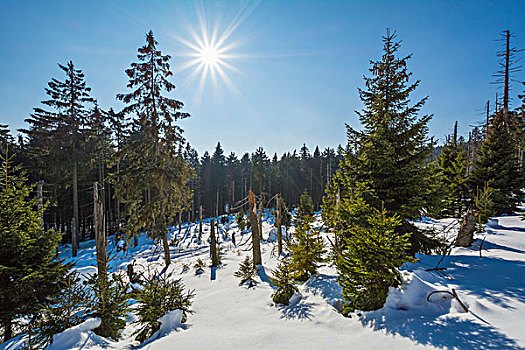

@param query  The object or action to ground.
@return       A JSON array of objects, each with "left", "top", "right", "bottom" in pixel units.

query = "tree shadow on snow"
[
  {"left": 277, "top": 301, "right": 314, "bottom": 321},
  {"left": 358, "top": 312, "right": 520, "bottom": 350},
  {"left": 444, "top": 255, "right": 525, "bottom": 308}
]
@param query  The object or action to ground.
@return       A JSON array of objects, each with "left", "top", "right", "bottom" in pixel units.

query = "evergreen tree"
[
  {"left": 115, "top": 31, "right": 191, "bottom": 266},
  {"left": 323, "top": 30, "right": 441, "bottom": 255},
  {"left": 469, "top": 113, "right": 524, "bottom": 215},
  {"left": 84, "top": 272, "right": 129, "bottom": 340},
  {"left": 270, "top": 258, "right": 298, "bottom": 306},
  {"left": 337, "top": 206, "right": 414, "bottom": 315},
  {"left": 436, "top": 123, "right": 469, "bottom": 217},
  {"left": 0, "top": 153, "right": 69, "bottom": 342},
  {"left": 233, "top": 256, "right": 257, "bottom": 287},
  {"left": 133, "top": 271, "right": 194, "bottom": 343},
  {"left": 22, "top": 61, "right": 94, "bottom": 257},
  {"left": 35, "top": 272, "right": 86, "bottom": 347},
  {"left": 289, "top": 191, "right": 324, "bottom": 281}
]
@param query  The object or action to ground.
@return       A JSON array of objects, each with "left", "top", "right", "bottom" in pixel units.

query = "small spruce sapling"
[
  {"left": 476, "top": 182, "right": 494, "bottom": 232},
  {"left": 270, "top": 258, "right": 298, "bottom": 306},
  {"left": 133, "top": 271, "right": 195, "bottom": 343},
  {"left": 233, "top": 256, "right": 258, "bottom": 287},
  {"left": 35, "top": 272, "right": 87, "bottom": 347},
  {"left": 289, "top": 191, "right": 325, "bottom": 281},
  {"left": 194, "top": 259, "right": 206, "bottom": 275},
  {"left": 84, "top": 272, "right": 130, "bottom": 340}
]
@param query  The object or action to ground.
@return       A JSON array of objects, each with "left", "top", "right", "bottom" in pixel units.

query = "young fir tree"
[
  {"left": 469, "top": 112, "right": 524, "bottom": 215},
  {"left": 84, "top": 272, "right": 130, "bottom": 340},
  {"left": 337, "top": 206, "right": 414, "bottom": 315},
  {"left": 270, "top": 258, "right": 298, "bottom": 306},
  {"left": 22, "top": 61, "right": 94, "bottom": 257},
  {"left": 323, "top": 29, "right": 442, "bottom": 255},
  {"left": 115, "top": 31, "right": 191, "bottom": 266},
  {"left": 233, "top": 256, "right": 258, "bottom": 287},
  {"left": 435, "top": 122, "right": 469, "bottom": 218},
  {"left": 133, "top": 271, "right": 195, "bottom": 343},
  {"left": 35, "top": 272, "right": 86, "bottom": 347},
  {"left": 0, "top": 153, "right": 69, "bottom": 342},
  {"left": 289, "top": 191, "right": 324, "bottom": 281}
]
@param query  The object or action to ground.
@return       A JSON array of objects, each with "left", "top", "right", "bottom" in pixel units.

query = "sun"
[
  {"left": 199, "top": 45, "right": 220, "bottom": 68},
  {"left": 171, "top": 2, "right": 258, "bottom": 103}
]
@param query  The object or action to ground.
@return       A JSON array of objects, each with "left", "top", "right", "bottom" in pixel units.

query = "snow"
[{"left": 2, "top": 212, "right": 525, "bottom": 349}]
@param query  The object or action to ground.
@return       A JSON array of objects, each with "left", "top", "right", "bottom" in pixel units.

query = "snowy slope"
[{"left": 2, "top": 213, "right": 524, "bottom": 349}]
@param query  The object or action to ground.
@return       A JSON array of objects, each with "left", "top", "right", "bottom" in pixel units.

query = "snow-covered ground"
[{"left": 2, "top": 212, "right": 525, "bottom": 349}]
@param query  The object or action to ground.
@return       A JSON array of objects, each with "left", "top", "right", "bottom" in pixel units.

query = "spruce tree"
[
  {"left": 0, "top": 153, "right": 69, "bottom": 342},
  {"left": 323, "top": 30, "right": 441, "bottom": 255},
  {"left": 133, "top": 271, "right": 194, "bottom": 343},
  {"left": 233, "top": 256, "right": 258, "bottom": 287},
  {"left": 289, "top": 191, "right": 324, "bottom": 281},
  {"left": 270, "top": 258, "right": 298, "bottom": 306},
  {"left": 84, "top": 272, "right": 130, "bottom": 340},
  {"left": 436, "top": 123, "right": 469, "bottom": 217},
  {"left": 115, "top": 31, "right": 191, "bottom": 266},
  {"left": 469, "top": 113, "right": 524, "bottom": 215},
  {"left": 35, "top": 272, "right": 86, "bottom": 347},
  {"left": 22, "top": 61, "right": 94, "bottom": 257},
  {"left": 337, "top": 206, "right": 414, "bottom": 315}
]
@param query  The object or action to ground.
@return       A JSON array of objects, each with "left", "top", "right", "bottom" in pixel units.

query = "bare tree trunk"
[
  {"left": 210, "top": 219, "right": 218, "bottom": 267},
  {"left": 249, "top": 190, "right": 262, "bottom": 267},
  {"left": 162, "top": 232, "right": 171, "bottom": 266},
  {"left": 72, "top": 161, "right": 79, "bottom": 257},
  {"left": 199, "top": 205, "right": 203, "bottom": 238},
  {"left": 277, "top": 193, "right": 283, "bottom": 256},
  {"left": 94, "top": 182, "right": 107, "bottom": 282}
]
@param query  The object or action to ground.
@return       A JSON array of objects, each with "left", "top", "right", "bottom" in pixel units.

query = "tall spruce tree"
[
  {"left": 115, "top": 31, "right": 191, "bottom": 266},
  {"left": 469, "top": 112, "right": 524, "bottom": 215},
  {"left": 22, "top": 61, "right": 94, "bottom": 257},
  {"left": 0, "top": 153, "right": 69, "bottom": 341},
  {"left": 289, "top": 191, "right": 324, "bottom": 281},
  {"left": 323, "top": 29, "right": 441, "bottom": 255}
]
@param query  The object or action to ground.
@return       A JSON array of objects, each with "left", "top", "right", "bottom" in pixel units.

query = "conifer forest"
[{"left": 1, "top": 2, "right": 525, "bottom": 349}]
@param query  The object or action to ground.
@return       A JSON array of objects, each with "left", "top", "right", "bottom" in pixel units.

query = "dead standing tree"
[{"left": 249, "top": 189, "right": 262, "bottom": 267}]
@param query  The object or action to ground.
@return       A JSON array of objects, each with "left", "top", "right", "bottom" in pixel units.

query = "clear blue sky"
[{"left": 1, "top": 0, "right": 524, "bottom": 156}]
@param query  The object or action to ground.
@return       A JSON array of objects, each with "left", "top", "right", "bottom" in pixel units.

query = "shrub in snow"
[
  {"left": 337, "top": 208, "right": 414, "bottom": 315},
  {"left": 133, "top": 271, "right": 195, "bottom": 343},
  {"left": 270, "top": 258, "right": 298, "bottom": 306},
  {"left": 233, "top": 256, "right": 258, "bottom": 287},
  {"left": 194, "top": 258, "right": 206, "bottom": 275},
  {"left": 84, "top": 272, "right": 130, "bottom": 340},
  {"left": 220, "top": 216, "right": 229, "bottom": 224},
  {"left": 236, "top": 210, "right": 247, "bottom": 231}
]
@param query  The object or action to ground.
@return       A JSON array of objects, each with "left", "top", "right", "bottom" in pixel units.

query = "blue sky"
[{"left": 1, "top": 0, "right": 524, "bottom": 156}]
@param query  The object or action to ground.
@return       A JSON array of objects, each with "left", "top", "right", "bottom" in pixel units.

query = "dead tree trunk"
[
  {"left": 94, "top": 182, "right": 107, "bottom": 282},
  {"left": 210, "top": 219, "right": 219, "bottom": 267},
  {"left": 277, "top": 193, "right": 283, "bottom": 256},
  {"left": 455, "top": 208, "right": 479, "bottom": 247},
  {"left": 249, "top": 190, "right": 262, "bottom": 267},
  {"left": 199, "top": 205, "right": 203, "bottom": 239}
]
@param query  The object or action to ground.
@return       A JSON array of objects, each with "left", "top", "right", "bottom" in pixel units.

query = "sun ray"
[{"left": 171, "top": 1, "right": 258, "bottom": 104}]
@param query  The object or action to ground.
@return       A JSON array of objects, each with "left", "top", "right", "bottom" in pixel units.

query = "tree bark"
[
  {"left": 72, "top": 161, "right": 79, "bottom": 257},
  {"left": 210, "top": 219, "right": 218, "bottom": 267},
  {"left": 94, "top": 182, "right": 107, "bottom": 282},
  {"left": 277, "top": 193, "right": 283, "bottom": 256},
  {"left": 249, "top": 190, "right": 262, "bottom": 267},
  {"left": 162, "top": 231, "right": 171, "bottom": 266}
]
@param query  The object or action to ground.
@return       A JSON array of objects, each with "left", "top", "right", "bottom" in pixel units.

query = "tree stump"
[{"left": 455, "top": 208, "right": 479, "bottom": 247}]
